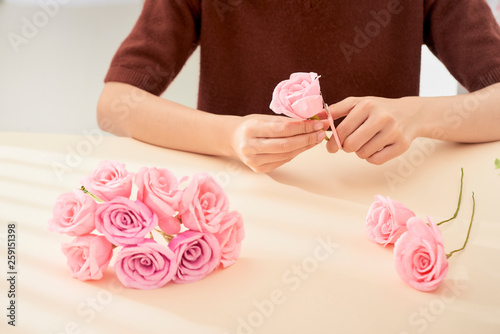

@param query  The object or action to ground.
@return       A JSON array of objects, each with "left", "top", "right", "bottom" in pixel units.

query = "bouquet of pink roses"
[{"left": 48, "top": 161, "right": 245, "bottom": 290}]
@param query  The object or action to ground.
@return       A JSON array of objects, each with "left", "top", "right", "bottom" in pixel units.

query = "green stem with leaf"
[
  {"left": 80, "top": 186, "right": 105, "bottom": 203},
  {"left": 446, "top": 192, "right": 475, "bottom": 259},
  {"left": 437, "top": 168, "right": 464, "bottom": 226}
]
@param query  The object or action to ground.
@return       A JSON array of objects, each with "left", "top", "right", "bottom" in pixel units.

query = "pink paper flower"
[
  {"left": 214, "top": 211, "right": 245, "bottom": 268},
  {"left": 179, "top": 173, "right": 229, "bottom": 234},
  {"left": 269, "top": 72, "right": 324, "bottom": 119},
  {"left": 81, "top": 160, "right": 133, "bottom": 201},
  {"left": 169, "top": 231, "right": 221, "bottom": 284},
  {"left": 95, "top": 197, "right": 157, "bottom": 246},
  {"left": 114, "top": 240, "right": 177, "bottom": 290},
  {"left": 61, "top": 234, "right": 113, "bottom": 281},
  {"left": 394, "top": 217, "right": 449, "bottom": 292},
  {"left": 366, "top": 195, "right": 416, "bottom": 246},
  {"left": 48, "top": 190, "right": 96, "bottom": 236},
  {"left": 135, "top": 167, "right": 182, "bottom": 234}
]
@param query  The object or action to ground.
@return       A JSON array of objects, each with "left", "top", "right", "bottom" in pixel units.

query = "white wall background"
[
  {"left": 0, "top": 1, "right": 472, "bottom": 134},
  {"left": 3, "top": 0, "right": 141, "bottom": 6}
]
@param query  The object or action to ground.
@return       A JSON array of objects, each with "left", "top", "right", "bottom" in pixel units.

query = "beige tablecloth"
[{"left": 0, "top": 132, "right": 499, "bottom": 334}]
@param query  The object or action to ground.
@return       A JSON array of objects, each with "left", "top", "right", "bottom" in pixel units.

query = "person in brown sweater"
[{"left": 98, "top": 0, "right": 500, "bottom": 173}]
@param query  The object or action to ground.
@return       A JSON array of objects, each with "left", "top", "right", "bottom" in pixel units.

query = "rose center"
[
  {"left": 200, "top": 193, "right": 216, "bottom": 211},
  {"left": 185, "top": 245, "right": 202, "bottom": 262}
]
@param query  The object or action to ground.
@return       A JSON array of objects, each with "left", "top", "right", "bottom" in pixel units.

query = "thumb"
[{"left": 329, "top": 97, "right": 361, "bottom": 120}]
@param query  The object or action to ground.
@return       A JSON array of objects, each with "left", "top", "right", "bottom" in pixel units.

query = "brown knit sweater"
[{"left": 105, "top": 0, "right": 500, "bottom": 117}]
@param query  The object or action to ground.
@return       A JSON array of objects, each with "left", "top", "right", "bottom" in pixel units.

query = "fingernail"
[
  {"left": 313, "top": 122, "right": 323, "bottom": 131},
  {"left": 317, "top": 131, "right": 325, "bottom": 141}
]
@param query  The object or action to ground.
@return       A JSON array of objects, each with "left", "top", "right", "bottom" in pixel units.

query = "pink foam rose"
[
  {"left": 135, "top": 167, "right": 182, "bottom": 234},
  {"left": 81, "top": 160, "right": 133, "bottom": 201},
  {"left": 213, "top": 211, "right": 245, "bottom": 268},
  {"left": 114, "top": 240, "right": 177, "bottom": 290},
  {"left": 394, "top": 217, "right": 449, "bottom": 292},
  {"left": 269, "top": 72, "right": 324, "bottom": 119},
  {"left": 366, "top": 195, "right": 415, "bottom": 246},
  {"left": 61, "top": 234, "right": 113, "bottom": 281},
  {"left": 95, "top": 197, "right": 158, "bottom": 246},
  {"left": 168, "top": 231, "right": 221, "bottom": 284},
  {"left": 48, "top": 190, "right": 96, "bottom": 236},
  {"left": 179, "top": 173, "right": 229, "bottom": 234}
]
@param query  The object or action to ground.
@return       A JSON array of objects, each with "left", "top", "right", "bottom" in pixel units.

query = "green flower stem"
[
  {"left": 154, "top": 228, "right": 174, "bottom": 243},
  {"left": 309, "top": 115, "right": 329, "bottom": 141},
  {"left": 438, "top": 168, "right": 464, "bottom": 226},
  {"left": 447, "top": 192, "right": 476, "bottom": 259},
  {"left": 80, "top": 186, "right": 105, "bottom": 203}
]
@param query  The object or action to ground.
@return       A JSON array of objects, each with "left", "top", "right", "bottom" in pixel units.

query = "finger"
[
  {"left": 354, "top": 130, "right": 396, "bottom": 159},
  {"left": 251, "top": 158, "right": 293, "bottom": 174},
  {"left": 326, "top": 133, "right": 340, "bottom": 153},
  {"left": 335, "top": 101, "right": 371, "bottom": 145},
  {"left": 254, "top": 130, "right": 326, "bottom": 154},
  {"left": 342, "top": 116, "right": 384, "bottom": 153},
  {"left": 315, "top": 110, "right": 329, "bottom": 120},
  {"left": 321, "top": 119, "right": 330, "bottom": 130},
  {"left": 246, "top": 140, "right": 319, "bottom": 168},
  {"left": 365, "top": 141, "right": 409, "bottom": 165},
  {"left": 328, "top": 97, "right": 361, "bottom": 120},
  {"left": 256, "top": 118, "right": 324, "bottom": 138}
]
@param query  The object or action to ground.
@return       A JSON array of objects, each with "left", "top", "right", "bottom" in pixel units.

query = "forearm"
[
  {"left": 97, "top": 82, "right": 240, "bottom": 157},
  {"left": 415, "top": 82, "right": 500, "bottom": 143}
]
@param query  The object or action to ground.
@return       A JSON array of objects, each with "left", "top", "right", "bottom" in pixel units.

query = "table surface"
[{"left": 0, "top": 132, "right": 499, "bottom": 334}]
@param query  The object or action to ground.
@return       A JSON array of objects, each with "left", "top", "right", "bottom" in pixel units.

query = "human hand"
[
  {"left": 326, "top": 97, "right": 420, "bottom": 164},
  {"left": 231, "top": 114, "right": 329, "bottom": 173}
]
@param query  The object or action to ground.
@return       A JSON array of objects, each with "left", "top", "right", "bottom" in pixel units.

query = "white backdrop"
[{"left": 0, "top": 1, "right": 463, "bottom": 134}]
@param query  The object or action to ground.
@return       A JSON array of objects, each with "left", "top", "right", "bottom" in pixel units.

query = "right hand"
[{"left": 230, "top": 114, "right": 328, "bottom": 173}]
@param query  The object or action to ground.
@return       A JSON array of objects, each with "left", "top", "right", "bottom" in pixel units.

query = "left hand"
[{"left": 326, "top": 96, "right": 421, "bottom": 164}]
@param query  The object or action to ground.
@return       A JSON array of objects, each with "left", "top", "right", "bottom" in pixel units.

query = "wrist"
[
  {"left": 399, "top": 96, "right": 428, "bottom": 139},
  {"left": 215, "top": 114, "right": 245, "bottom": 158},
  {"left": 405, "top": 96, "right": 449, "bottom": 139}
]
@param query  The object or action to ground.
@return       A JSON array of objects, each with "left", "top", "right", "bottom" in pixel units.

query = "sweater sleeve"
[
  {"left": 424, "top": 0, "right": 500, "bottom": 92},
  {"left": 104, "top": 0, "right": 201, "bottom": 96}
]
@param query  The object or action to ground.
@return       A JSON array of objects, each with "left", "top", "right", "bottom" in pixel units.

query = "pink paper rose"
[
  {"left": 394, "top": 217, "right": 449, "bottom": 292},
  {"left": 168, "top": 231, "right": 221, "bottom": 284},
  {"left": 269, "top": 72, "right": 324, "bottom": 119},
  {"left": 48, "top": 190, "right": 96, "bottom": 236},
  {"left": 114, "top": 240, "right": 177, "bottom": 290},
  {"left": 61, "top": 234, "right": 113, "bottom": 281},
  {"left": 214, "top": 211, "right": 245, "bottom": 268},
  {"left": 179, "top": 173, "right": 229, "bottom": 234},
  {"left": 135, "top": 167, "right": 182, "bottom": 234},
  {"left": 366, "top": 195, "right": 416, "bottom": 246},
  {"left": 95, "top": 197, "right": 158, "bottom": 246},
  {"left": 81, "top": 160, "right": 133, "bottom": 201}
]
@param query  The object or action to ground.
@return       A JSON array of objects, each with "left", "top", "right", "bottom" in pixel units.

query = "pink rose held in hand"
[
  {"left": 394, "top": 217, "right": 449, "bottom": 292},
  {"left": 114, "top": 240, "right": 177, "bottom": 290},
  {"left": 95, "top": 197, "right": 158, "bottom": 246},
  {"left": 81, "top": 160, "right": 133, "bottom": 202},
  {"left": 366, "top": 195, "right": 416, "bottom": 246},
  {"left": 169, "top": 231, "right": 221, "bottom": 284},
  {"left": 48, "top": 190, "right": 96, "bottom": 236},
  {"left": 61, "top": 234, "right": 113, "bottom": 281},
  {"left": 269, "top": 72, "right": 324, "bottom": 119},
  {"left": 135, "top": 167, "right": 182, "bottom": 235},
  {"left": 179, "top": 173, "right": 229, "bottom": 233}
]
